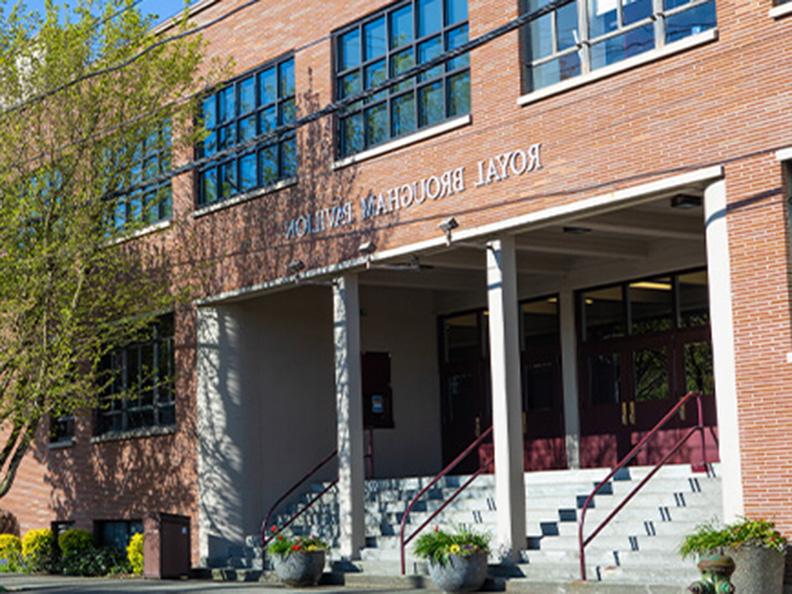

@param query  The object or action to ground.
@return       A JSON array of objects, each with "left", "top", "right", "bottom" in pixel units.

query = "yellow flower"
[{"left": 449, "top": 544, "right": 461, "bottom": 555}]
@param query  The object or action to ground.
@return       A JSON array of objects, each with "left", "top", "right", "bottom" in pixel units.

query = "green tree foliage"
[
  {"left": 0, "top": 533, "right": 22, "bottom": 572},
  {"left": 21, "top": 528, "right": 53, "bottom": 573},
  {"left": 0, "top": 0, "right": 214, "bottom": 497},
  {"left": 126, "top": 532, "right": 143, "bottom": 575},
  {"left": 57, "top": 528, "right": 92, "bottom": 558}
]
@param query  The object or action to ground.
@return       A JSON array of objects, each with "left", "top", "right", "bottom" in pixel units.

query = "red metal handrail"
[
  {"left": 260, "top": 449, "right": 338, "bottom": 556},
  {"left": 578, "top": 391, "right": 709, "bottom": 581},
  {"left": 399, "top": 425, "right": 494, "bottom": 575}
]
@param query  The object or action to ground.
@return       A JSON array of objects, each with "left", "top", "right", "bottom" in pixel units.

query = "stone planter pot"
[
  {"left": 428, "top": 552, "right": 488, "bottom": 593},
  {"left": 729, "top": 546, "right": 786, "bottom": 594},
  {"left": 272, "top": 550, "right": 326, "bottom": 587}
]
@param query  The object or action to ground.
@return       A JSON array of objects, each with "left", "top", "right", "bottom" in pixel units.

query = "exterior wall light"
[
  {"left": 287, "top": 259, "right": 306, "bottom": 275},
  {"left": 438, "top": 217, "right": 459, "bottom": 245},
  {"left": 671, "top": 194, "right": 703, "bottom": 209},
  {"left": 358, "top": 240, "right": 377, "bottom": 255}
]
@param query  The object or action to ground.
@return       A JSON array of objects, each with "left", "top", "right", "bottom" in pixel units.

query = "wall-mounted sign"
[{"left": 284, "top": 143, "right": 542, "bottom": 240}]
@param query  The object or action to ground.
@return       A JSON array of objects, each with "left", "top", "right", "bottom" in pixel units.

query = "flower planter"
[
  {"left": 272, "top": 550, "right": 326, "bottom": 587},
  {"left": 428, "top": 551, "right": 488, "bottom": 593},
  {"left": 729, "top": 546, "right": 786, "bottom": 594}
]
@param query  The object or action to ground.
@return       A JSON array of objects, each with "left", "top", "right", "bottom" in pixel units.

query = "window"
[
  {"left": 50, "top": 414, "right": 75, "bottom": 444},
  {"left": 334, "top": 0, "right": 470, "bottom": 157},
  {"left": 522, "top": 0, "right": 717, "bottom": 93},
  {"left": 113, "top": 124, "right": 172, "bottom": 229},
  {"left": 96, "top": 315, "right": 175, "bottom": 435},
  {"left": 197, "top": 56, "right": 296, "bottom": 207},
  {"left": 95, "top": 520, "right": 143, "bottom": 551}
]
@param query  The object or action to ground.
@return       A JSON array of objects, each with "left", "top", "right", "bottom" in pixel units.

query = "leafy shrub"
[
  {"left": 21, "top": 529, "right": 54, "bottom": 573},
  {"left": 61, "top": 544, "right": 130, "bottom": 577},
  {"left": 414, "top": 526, "right": 490, "bottom": 566},
  {"left": 57, "top": 529, "right": 93, "bottom": 559},
  {"left": 127, "top": 533, "right": 144, "bottom": 575},
  {"left": 0, "top": 534, "right": 22, "bottom": 573},
  {"left": 267, "top": 527, "right": 327, "bottom": 557},
  {"left": 681, "top": 518, "right": 788, "bottom": 559}
]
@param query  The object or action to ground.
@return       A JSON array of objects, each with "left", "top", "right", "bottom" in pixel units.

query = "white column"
[
  {"left": 486, "top": 236, "right": 527, "bottom": 561},
  {"left": 703, "top": 179, "right": 745, "bottom": 521},
  {"left": 559, "top": 284, "right": 581, "bottom": 469},
  {"left": 334, "top": 274, "right": 365, "bottom": 558}
]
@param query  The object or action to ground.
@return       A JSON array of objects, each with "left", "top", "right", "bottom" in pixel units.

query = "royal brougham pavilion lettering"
[{"left": 284, "top": 144, "right": 542, "bottom": 240}]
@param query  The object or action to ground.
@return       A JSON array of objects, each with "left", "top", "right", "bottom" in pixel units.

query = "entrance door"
[
  {"left": 579, "top": 270, "right": 719, "bottom": 468},
  {"left": 439, "top": 311, "right": 490, "bottom": 473}
]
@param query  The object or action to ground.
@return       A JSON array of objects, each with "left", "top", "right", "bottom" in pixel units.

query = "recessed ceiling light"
[{"left": 671, "top": 194, "right": 702, "bottom": 209}]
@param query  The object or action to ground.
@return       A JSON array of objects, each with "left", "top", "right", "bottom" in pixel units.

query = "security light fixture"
[
  {"left": 438, "top": 217, "right": 459, "bottom": 245},
  {"left": 358, "top": 240, "right": 377, "bottom": 256},
  {"left": 670, "top": 194, "right": 703, "bottom": 209},
  {"left": 287, "top": 259, "right": 306, "bottom": 275},
  {"left": 563, "top": 226, "right": 592, "bottom": 235}
]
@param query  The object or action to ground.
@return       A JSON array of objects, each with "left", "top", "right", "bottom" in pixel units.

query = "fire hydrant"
[{"left": 688, "top": 555, "right": 736, "bottom": 594}]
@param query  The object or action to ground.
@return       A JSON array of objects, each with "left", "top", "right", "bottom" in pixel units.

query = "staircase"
[{"left": 215, "top": 463, "right": 721, "bottom": 587}]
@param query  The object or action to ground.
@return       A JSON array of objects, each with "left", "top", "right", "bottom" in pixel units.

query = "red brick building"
[{"left": 3, "top": 0, "right": 792, "bottom": 587}]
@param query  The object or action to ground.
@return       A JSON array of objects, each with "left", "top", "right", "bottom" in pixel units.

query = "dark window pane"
[
  {"left": 583, "top": 285, "right": 625, "bottom": 341},
  {"left": 443, "top": 313, "right": 481, "bottom": 362},
  {"left": 339, "top": 29, "right": 362, "bottom": 70},
  {"left": 339, "top": 71, "right": 362, "bottom": 99},
  {"left": 588, "top": 0, "right": 618, "bottom": 38},
  {"left": 365, "top": 103, "right": 388, "bottom": 147},
  {"left": 219, "top": 161, "right": 237, "bottom": 198},
  {"left": 623, "top": 0, "right": 653, "bottom": 25},
  {"left": 530, "top": 52, "right": 581, "bottom": 91},
  {"left": 664, "top": 0, "right": 691, "bottom": 8},
  {"left": 633, "top": 348, "right": 670, "bottom": 402},
  {"left": 202, "top": 96, "right": 216, "bottom": 129},
  {"left": 679, "top": 270, "right": 709, "bottom": 327},
  {"left": 522, "top": 298, "right": 560, "bottom": 348},
  {"left": 281, "top": 138, "right": 297, "bottom": 178},
  {"left": 665, "top": 0, "right": 716, "bottom": 43},
  {"left": 528, "top": 12, "right": 554, "bottom": 60},
  {"left": 418, "top": 0, "right": 443, "bottom": 37},
  {"left": 260, "top": 106, "right": 277, "bottom": 133},
  {"left": 684, "top": 341, "right": 714, "bottom": 395},
  {"left": 218, "top": 123, "right": 236, "bottom": 149},
  {"left": 279, "top": 59, "right": 295, "bottom": 97},
  {"left": 590, "top": 23, "right": 655, "bottom": 69},
  {"left": 203, "top": 131, "right": 217, "bottom": 157},
  {"left": 446, "top": 70, "right": 470, "bottom": 117},
  {"left": 259, "top": 67, "right": 277, "bottom": 105},
  {"left": 364, "top": 17, "right": 387, "bottom": 60},
  {"left": 445, "top": 25, "right": 469, "bottom": 70},
  {"left": 391, "top": 92, "right": 416, "bottom": 137},
  {"left": 390, "top": 48, "right": 416, "bottom": 93},
  {"left": 364, "top": 60, "right": 388, "bottom": 103},
  {"left": 341, "top": 113, "right": 364, "bottom": 155},
  {"left": 260, "top": 145, "right": 278, "bottom": 185},
  {"left": 280, "top": 98, "right": 296, "bottom": 125},
  {"left": 589, "top": 353, "right": 620, "bottom": 405},
  {"left": 390, "top": 4, "right": 414, "bottom": 48},
  {"left": 219, "top": 87, "right": 235, "bottom": 122},
  {"left": 557, "top": 0, "right": 580, "bottom": 50},
  {"left": 628, "top": 276, "right": 673, "bottom": 335},
  {"left": 240, "top": 152, "right": 257, "bottom": 191},
  {"left": 158, "top": 405, "right": 176, "bottom": 427},
  {"left": 158, "top": 188, "right": 172, "bottom": 220},
  {"left": 239, "top": 115, "right": 257, "bottom": 142},
  {"left": 239, "top": 76, "right": 255, "bottom": 114},
  {"left": 418, "top": 81, "right": 444, "bottom": 127},
  {"left": 446, "top": 0, "right": 468, "bottom": 25},
  {"left": 524, "top": 361, "right": 556, "bottom": 410},
  {"left": 418, "top": 36, "right": 444, "bottom": 82}
]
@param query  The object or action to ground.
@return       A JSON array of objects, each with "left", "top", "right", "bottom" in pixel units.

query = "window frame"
[
  {"left": 332, "top": 0, "right": 471, "bottom": 159},
  {"left": 521, "top": 0, "right": 717, "bottom": 94},
  {"left": 95, "top": 315, "right": 176, "bottom": 436},
  {"left": 194, "top": 52, "right": 297, "bottom": 209}
]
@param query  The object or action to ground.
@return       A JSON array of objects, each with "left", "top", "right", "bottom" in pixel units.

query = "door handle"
[
  {"left": 475, "top": 416, "right": 481, "bottom": 437},
  {"left": 621, "top": 402, "right": 628, "bottom": 426},
  {"left": 629, "top": 402, "right": 636, "bottom": 426}
]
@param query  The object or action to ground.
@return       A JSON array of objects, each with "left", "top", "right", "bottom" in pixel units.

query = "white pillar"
[
  {"left": 703, "top": 179, "right": 745, "bottom": 521},
  {"left": 333, "top": 274, "right": 365, "bottom": 558},
  {"left": 486, "top": 236, "right": 527, "bottom": 561},
  {"left": 559, "top": 284, "right": 581, "bottom": 469}
]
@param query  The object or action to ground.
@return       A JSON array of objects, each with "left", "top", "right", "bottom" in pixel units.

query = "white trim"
[
  {"left": 332, "top": 115, "right": 472, "bottom": 170},
  {"left": 518, "top": 29, "right": 718, "bottom": 106},
  {"left": 191, "top": 178, "right": 297, "bottom": 219},
  {"left": 770, "top": 2, "right": 792, "bottom": 18},
  {"left": 775, "top": 147, "right": 792, "bottom": 162},
  {"left": 195, "top": 165, "right": 723, "bottom": 306},
  {"left": 108, "top": 219, "right": 172, "bottom": 246}
]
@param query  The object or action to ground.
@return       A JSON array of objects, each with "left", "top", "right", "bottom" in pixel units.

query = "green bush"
[
  {"left": 414, "top": 526, "right": 490, "bottom": 566},
  {"left": 21, "top": 529, "right": 54, "bottom": 573},
  {"left": 57, "top": 529, "right": 93, "bottom": 558},
  {"left": 127, "top": 533, "right": 144, "bottom": 575},
  {"left": 0, "top": 534, "right": 22, "bottom": 573},
  {"left": 680, "top": 518, "right": 788, "bottom": 559},
  {"left": 61, "top": 544, "right": 130, "bottom": 577}
]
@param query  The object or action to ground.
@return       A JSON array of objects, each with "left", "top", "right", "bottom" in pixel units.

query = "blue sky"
[{"left": 20, "top": 1, "right": 194, "bottom": 26}]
